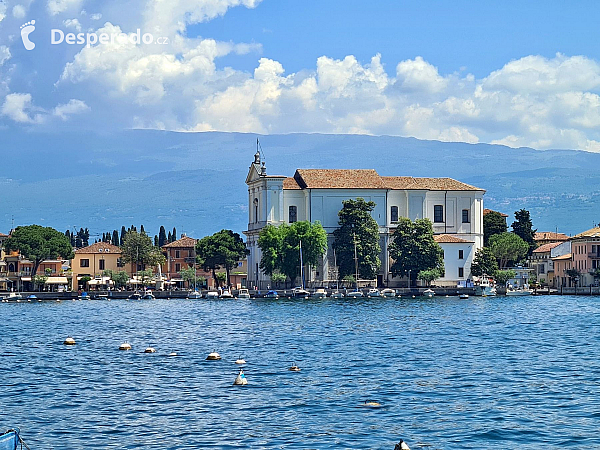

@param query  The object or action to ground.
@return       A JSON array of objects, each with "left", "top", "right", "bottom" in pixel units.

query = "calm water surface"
[{"left": 1, "top": 295, "right": 600, "bottom": 449}]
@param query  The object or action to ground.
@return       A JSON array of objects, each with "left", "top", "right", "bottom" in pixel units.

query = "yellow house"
[{"left": 72, "top": 242, "right": 126, "bottom": 289}]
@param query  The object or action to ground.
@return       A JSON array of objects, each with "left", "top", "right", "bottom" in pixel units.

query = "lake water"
[{"left": 1, "top": 295, "right": 600, "bottom": 449}]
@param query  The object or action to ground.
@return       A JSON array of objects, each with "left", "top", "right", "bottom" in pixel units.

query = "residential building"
[
  {"left": 3, "top": 251, "right": 67, "bottom": 291},
  {"left": 244, "top": 152, "right": 485, "bottom": 288},
  {"left": 570, "top": 226, "right": 600, "bottom": 286},
  {"left": 529, "top": 241, "right": 571, "bottom": 286},
  {"left": 553, "top": 253, "right": 574, "bottom": 288},
  {"left": 434, "top": 234, "right": 474, "bottom": 287},
  {"left": 534, "top": 231, "right": 569, "bottom": 246},
  {"left": 72, "top": 242, "right": 125, "bottom": 290}
]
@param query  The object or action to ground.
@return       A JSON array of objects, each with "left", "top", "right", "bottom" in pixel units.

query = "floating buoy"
[
  {"left": 206, "top": 351, "right": 221, "bottom": 360},
  {"left": 56, "top": 299, "right": 61, "bottom": 303},
  {"left": 412, "top": 295, "right": 416, "bottom": 299},
  {"left": 63, "top": 337, "right": 76, "bottom": 345},
  {"left": 144, "top": 347, "right": 156, "bottom": 353},
  {"left": 235, "top": 358, "right": 246, "bottom": 364},
  {"left": 394, "top": 440, "right": 410, "bottom": 450},
  {"left": 289, "top": 363, "right": 301, "bottom": 372},
  {"left": 168, "top": 352, "right": 177, "bottom": 357},
  {"left": 119, "top": 342, "right": 132, "bottom": 351},
  {"left": 233, "top": 368, "right": 248, "bottom": 385},
  {"left": 363, "top": 400, "right": 382, "bottom": 407}
]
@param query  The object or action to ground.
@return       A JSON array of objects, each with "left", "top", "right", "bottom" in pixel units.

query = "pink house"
[{"left": 570, "top": 226, "right": 600, "bottom": 286}]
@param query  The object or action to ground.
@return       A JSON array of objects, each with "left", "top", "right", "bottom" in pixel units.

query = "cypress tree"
[
  {"left": 120, "top": 226, "right": 126, "bottom": 246},
  {"left": 172, "top": 227, "right": 177, "bottom": 242},
  {"left": 158, "top": 226, "right": 167, "bottom": 247},
  {"left": 140, "top": 224, "right": 145, "bottom": 235},
  {"left": 168, "top": 231, "right": 172, "bottom": 243},
  {"left": 112, "top": 230, "right": 119, "bottom": 246},
  {"left": 154, "top": 235, "right": 159, "bottom": 247}
]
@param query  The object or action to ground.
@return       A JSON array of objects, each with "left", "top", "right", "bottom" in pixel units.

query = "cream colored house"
[{"left": 72, "top": 242, "right": 126, "bottom": 289}]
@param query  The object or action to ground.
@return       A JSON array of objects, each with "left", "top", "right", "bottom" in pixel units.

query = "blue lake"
[{"left": 1, "top": 295, "right": 600, "bottom": 449}]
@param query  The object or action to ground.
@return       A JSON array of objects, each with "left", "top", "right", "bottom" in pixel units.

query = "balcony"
[
  {"left": 184, "top": 257, "right": 196, "bottom": 264},
  {"left": 588, "top": 253, "right": 600, "bottom": 259}
]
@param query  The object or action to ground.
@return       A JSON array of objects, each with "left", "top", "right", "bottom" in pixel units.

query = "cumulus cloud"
[
  {"left": 12, "top": 4, "right": 26, "bottom": 18},
  {"left": 47, "top": 0, "right": 82, "bottom": 16},
  {"left": 53, "top": 98, "right": 90, "bottom": 119},
  {"left": 63, "top": 18, "right": 82, "bottom": 31},
  {"left": 1, "top": 93, "right": 44, "bottom": 123},
  {"left": 0, "top": 45, "right": 10, "bottom": 66},
  {"left": 0, "top": 1, "right": 6, "bottom": 22}
]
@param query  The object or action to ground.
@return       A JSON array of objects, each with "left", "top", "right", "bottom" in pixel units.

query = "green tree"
[
  {"left": 120, "top": 226, "right": 126, "bottom": 246},
  {"left": 389, "top": 218, "right": 444, "bottom": 287},
  {"left": 5, "top": 225, "right": 74, "bottom": 277},
  {"left": 121, "top": 230, "right": 166, "bottom": 272},
  {"left": 566, "top": 268, "right": 581, "bottom": 285},
  {"left": 112, "top": 230, "right": 119, "bottom": 246},
  {"left": 417, "top": 268, "right": 442, "bottom": 287},
  {"left": 215, "top": 272, "right": 227, "bottom": 286},
  {"left": 512, "top": 209, "right": 537, "bottom": 255},
  {"left": 257, "top": 221, "right": 327, "bottom": 286},
  {"left": 484, "top": 211, "right": 508, "bottom": 246},
  {"left": 489, "top": 232, "right": 528, "bottom": 269},
  {"left": 179, "top": 266, "right": 198, "bottom": 289},
  {"left": 196, "top": 229, "right": 249, "bottom": 287},
  {"left": 470, "top": 247, "right": 499, "bottom": 277},
  {"left": 494, "top": 269, "right": 516, "bottom": 286},
  {"left": 33, "top": 274, "right": 48, "bottom": 291},
  {"left": 158, "top": 226, "right": 167, "bottom": 247},
  {"left": 103, "top": 269, "right": 129, "bottom": 289},
  {"left": 171, "top": 227, "right": 177, "bottom": 243},
  {"left": 333, "top": 198, "right": 381, "bottom": 280},
  {"left": 270, "top": 273, "right": 287, "bottom": 287},
  {"left": 138, "top": 269, "right": 154, "bottom": 286}
]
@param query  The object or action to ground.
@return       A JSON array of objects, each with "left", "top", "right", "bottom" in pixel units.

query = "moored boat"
[
  {"left": 381, "top": 288, "right": 396, "bottom": 298},
  {"left": 292, "top": 287, "right": 309, "bottom": 299},
  {"left": 128, "top": 292, "right": 142, "bottom": 300},
  {"left": 330, "top": 291, "right": 344, "bottom": 299},
  {"left": 423, "top": 289, "right": 435, "bottom": 298},
  {"left": 367, "top": 288, "right": 381, "bottom": 298},
  {"left": 219, "top": 289, "right": 234, "bottom": 299},
  {"left": 205, "top": 291, "right": 219, "bottom": 300},
  {"left": 312, "top": 288, "right": 327, "bottom": 299},
  {"left": 187, "top": 290, "right": 202, "bottom": 299},
  {"left": 459, "top": 293, "right": 469, "bottom": 299},
  {"left": 346, "top": 290, "right": 363, "bottom": 299},
  {"left": 141, "top": 291, "right": 155, "bottom": 300},
  {"left": 506, "top": 288, "right": 533, "bottom": 296},
  {"left": 264, "top": 290, "right": 279, "bottom": 299},
  {"left": 237, "top": 288, "right": 251, "bottom": 299}
]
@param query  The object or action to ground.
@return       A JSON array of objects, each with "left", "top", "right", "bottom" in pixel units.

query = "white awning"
[
  {"left": 21, "top": 277, "right": 32, "bottom": 282},
  {"left": 46, "top": 277, "right": 68, "bottom": 285}
]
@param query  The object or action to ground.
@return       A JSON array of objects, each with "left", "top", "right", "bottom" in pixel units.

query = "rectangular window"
[
  {"left": 175, "top": 250, "right": 180, "bottom": 258},
  {"left": 458, "top": 267, "right": 464, "bottom": 278},
  {"left": 99, "top": 259, "right": 105, "bottom": 270},
  {"left": 80, "top": 259, "right": 89, "bottom": 268},
  {"left": 391, "top": 206, "right": 399, "bottom": 223},
  {"left": 459, "top": 250, "right": 464, "bottom": 259},
  {"left": 117, "top": 257, "right": 124, "bottom": 268},
  {"left": 434, "top": 205, "right": 444, "bottom": 223},
  {"left": 175, "top": 263, "right": 181, "bottom": 272},
  {"left": 462, "top": 209, "right": 470, "bottom": 223},
  {"left": 540, "top": 265, "right": 545, "bottom": 273},
  {"left": 289, "top": 205, "right": 297, "bottom": 223}
]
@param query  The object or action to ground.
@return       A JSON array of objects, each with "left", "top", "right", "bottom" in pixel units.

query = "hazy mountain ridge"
[{"left": 1, "top": 129, "right": 598, "bottom": 237}]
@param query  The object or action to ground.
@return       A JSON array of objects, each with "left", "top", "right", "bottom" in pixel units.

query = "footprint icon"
[{"left": 20, "top": 20, "right": 36, "bottom": 51}]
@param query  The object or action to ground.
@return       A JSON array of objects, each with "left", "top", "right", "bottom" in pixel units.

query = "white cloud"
[
  {"left": 90, "top": 13, "right": 102, "bottom": 20},
  {"left": 396, "top": 56, "right": 447, "bottom": 93},
  {"left": 63, "top": 18, "right": 82, "bottom": 31},
  {"left": 0, "top": 1, "right": 6, "bottom": 22},
  {"left": 1, "top": 93, "right": 44, "bottom": 123},
  {"left": 12, "top": 4, "right": 26, "bottom": 18},
  {"left": 47, "top": 0, "right": 83, "bottom": 16},
  {"left": 53, "top": 99, "right": 89, "bottom": 120},
  {"left": 0, "top": 45, "right": 10, "bottom": 66}
]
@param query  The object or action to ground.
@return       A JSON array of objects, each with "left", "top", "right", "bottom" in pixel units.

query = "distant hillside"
[{"left": 1, "top": 129, "right": 598, "bottom": 238}]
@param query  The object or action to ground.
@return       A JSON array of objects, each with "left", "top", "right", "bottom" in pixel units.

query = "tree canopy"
[
  {"left": 5, "top": 225, "right": 74, "bottom": 276},
  {"left": 258, "top": 221, "right": 327, "bottom": 286},
  {"left": 389, "top": 218, "right": 444, "bottom": 287},
  {"left": 470, "top": 247, "right": 499, "bottom": 277},
  {"left": 121, "top": 230, "right": 165, "bottom": 271},
  {"left": 494, "top": 269, "right": 516, "bottom": 286},
  {"left": 511, "top": 209, "right": 537, "bottom": 255},
  {"left": 489, "top": 232, "right": 528, "bottom": 269},
  {"left": 332, "top": 198, "right": 381, "bottom": 280},
  {"left": 483, "top": 211, "right": 507, "bottom": 246},
  {"left": 196, "top": 229, "right": 249, "bottom": 287}
]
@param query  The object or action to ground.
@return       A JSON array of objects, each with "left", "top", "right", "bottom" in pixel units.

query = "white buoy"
[
  {"left": 144, "top": 347, "right": 156, "bottom": 353},
  {"left": 235, "top": 357, "right": 246, "bottom": 364},
  {"left": 364, "top": 400, "right": 382, "bottom": 407},
  {"left": 233, "top": 368, "right": 248, "bottom": 385},
  {"left": 119, "top": 342, "right": 132, "bottom": 351},
  {"left": 412, "top": 295, "right": 416, "bottom": 298},
  {"left": 206, "top": 351, "right": 221, "bottom": 360},
  {"left": 63, "top": 337, "right": 76, "bottom": 345},
  {"left": 289, "top": 363, "right": 301, "bottom": 372},
  {"left": 168, "top": 352, "right": 177, "bottom": 357}
]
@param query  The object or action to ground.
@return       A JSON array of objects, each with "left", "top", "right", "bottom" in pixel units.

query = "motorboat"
[
  {"left": 264, "top": 290, "right": 279, "bottom": 299},
  {"left": 3, "top": 293, "right": 24, "bottom": 302},
  {"left": 219, "top": 289, "right": 234, "bottom": 299},
  {"left": 346, "top": 290, "right": 363, "bottom": 299},
  {"left": 292, "top": 287, "right": 310, "bottom": 299},
  {"left": 237, "top": 288, "right": 251, "bottom": 299},
  {"left": 367, "top": 288, "right": 381, "bottom": 298},
  {"left": 205, "top": 291, "right": 219, "bottom": 300},
  {"left": 330, "top": 291, "right": 344, "bottom": 299},
  {"left": 312, "top": 288, "right": 327, "bottom": 299},
  {"left": 187, "top": 290, "right": 202, "bottom": 300},
  {"left": 141, "top": 291, "right": 155, "bottom": 300},
  {"left": 459, "top": 293, "right": 469, "bottom": 299},
  {"left": 78, "top": 292, "right": 89, "bottom": 300},
  {"left": 506, "top": 288, "right": 533, "bottom": 296},
  {"left": 423, "top": 289, "right": 435, "bottom": 298},
  {"left": 128, "top": 292, "right": 142, "bottom": 300},
  {"left": 381, "top": 288, "right": 396, "bottom": 298},
  {"left": 474, "top": 276, "right": 497, "bottom": 296}
]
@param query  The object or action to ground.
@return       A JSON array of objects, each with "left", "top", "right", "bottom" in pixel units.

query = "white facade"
[{"left": 244, "top": 153, "right": 485, "bottom": 288}]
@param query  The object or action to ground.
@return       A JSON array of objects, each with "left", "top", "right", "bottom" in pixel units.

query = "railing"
[{"left": 588, "top": 253, "right": 600, "bottom": 259}]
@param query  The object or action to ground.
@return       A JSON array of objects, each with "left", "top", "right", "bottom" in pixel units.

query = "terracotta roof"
[
  {"left": 434, "top": 234, "right": 471, "bottom": 244},
  {"left": 162, "top": 236, "right": 198, "bottom": 248},
  {"left": 552, "top": 253, "right": 572, "bottom": 261},
  {"left": 534, "top": 232, "right": 569, "bottom": 242},
  {"left": 382, "top": 176, "right": 484, "bottom": 191},
  {"left": 75, "top": 242, "right": 122, "bottom": 254},
  {"left": 0, "top": 233, "right": 8, "bottom": 237},
  {"left": 533, "top": 242, "right": 561, "bottom": 253},
  {"left": 483, "top": 209, "right": 508, "bottom": 217},
  {"left": 571, "top": 227, "right": 600, "bottom": 239},
  {"left": 284, "top": 169, "right": 483, "bottom": 191}
]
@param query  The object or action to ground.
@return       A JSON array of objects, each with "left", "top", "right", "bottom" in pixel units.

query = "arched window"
[
  {"left": 253, "top": 198, "right": 259, "bottom": 223},
  {"left": 289, "top": 205, "right": 297, "bottom": 223}
]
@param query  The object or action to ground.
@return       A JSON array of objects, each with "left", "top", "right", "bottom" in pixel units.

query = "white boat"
[
  {"left": 367, "top": 288, "right": 381, "bottom": 298},
  {"left": 330, "top": 291, "right": 344, "bottom": 299},
  {"left": 346, "top": 290, "right": 363, "bottom": 299},
  {"left": 219, "top": 289, "right": 234, "bottom": 299},
  {"left": 237, "top": 288, "right": 250, "bottom": 299},
  {"left": 381, "top": 288, "right": 396, "bottom": 298},
  {"left": 292, "top": 287, "right": 309, "bottom": 299},
  {"left": 264, "top": 290, "right": 279, "bottom": 299},
  {"left": 312, "top": 288, "right": 327, "bottom": 299},
  {"left": 187, "top": 290, "right": 202, "bottom": 299},
  {"left": 128, "top": 292, "right": 142, "bottom": 300},
  {"left": 459, "top": 293, "right": 469, "bottom": 299},
  {"left": 474, "top": 277, "right": 497, "bottom": 296},
  {"left": 205, "top": 291, "right": 219, "bottom": 300},
  {"left": 506, "top": 288, "right": 533, "bottom": 296},
  {"left": 141, "top": 291, "right": 155, "bottom": 300},
  {"left": 423, "top": 289, "right": 435, "bottom": 298}
]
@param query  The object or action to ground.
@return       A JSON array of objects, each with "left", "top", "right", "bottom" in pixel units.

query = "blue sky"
[{"left": 1, "top": 0, "right": 600, "bottom": 151}]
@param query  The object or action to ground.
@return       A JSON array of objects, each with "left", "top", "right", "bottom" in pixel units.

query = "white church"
[{"left": 244, "top": 151, "right": 485, "bottom": 289}]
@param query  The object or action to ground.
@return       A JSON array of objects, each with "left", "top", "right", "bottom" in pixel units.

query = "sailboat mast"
[
  {"left": 353, "top": 233, "right": 358, "bottom": 291},
  {"left": 299, "top": 239, "right": 304, "bottom": 289}
]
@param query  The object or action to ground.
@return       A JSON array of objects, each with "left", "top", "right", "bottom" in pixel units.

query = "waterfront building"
[
  {"left": 570, "top": 226, "right": 600, "bottom": 286},
  {"left": 434, "top": 234, "right": 475, "bottom": 287},
  {"left": 534, "top": 231, "right": 570, "bottom": 246},
  {"left": 553, "top": 253, "right": 574, "bottom": 288},
  {"left": 72, "top": 242, "right": 125, "bottom": 290},
  {"left": 3, "top": 251, "right": 68, "bottom": 291},
  {"left": 529, "top": 241, "right": 571, "bottom": 286},
  {"left": 244, "top": 152, "right": 485, "bottom": 288}
]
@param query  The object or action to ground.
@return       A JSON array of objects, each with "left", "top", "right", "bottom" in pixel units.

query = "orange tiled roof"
[
  {"left": 75, "top": 242, "right": 122, "bottom": 254},
  {"left": 285, "top": 169, "right": 483, "bottom": 191},
  {"left": 162, "top": 236, "right": 198, "bottom": 248},
  {"left": 533, "top": 242, "right": 562, "bottom": 253},
  {"left": 434, "top": 234, "right": 471, "bottom": 244},
  {"left": 483, "top": 208, "right": 508, "bottom": 217},
  {"left": 534, "top": 232, "right": 569, "bottom": 242},
  {"left": 571, "top": 227, "right": 600, "bottom": 239},
  {"left": 552, "top": 253, "right": 572, "bottom": 261}
]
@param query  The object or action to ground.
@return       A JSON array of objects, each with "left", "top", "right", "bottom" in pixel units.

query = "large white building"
[{"left": 244, "top": 152, "right": 485, "bottom": 288}]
